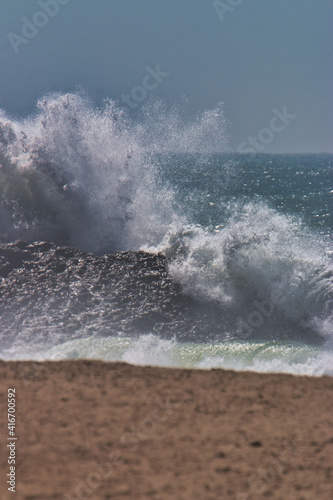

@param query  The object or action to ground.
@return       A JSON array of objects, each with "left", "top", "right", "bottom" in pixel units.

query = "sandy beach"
[{"left": 0, "top": 360, "right": 332, "bottom": 499}]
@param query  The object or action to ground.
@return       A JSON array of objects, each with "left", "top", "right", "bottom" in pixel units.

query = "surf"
[{"left": 0, "top": 92, "right": 332, "bottom": 367}]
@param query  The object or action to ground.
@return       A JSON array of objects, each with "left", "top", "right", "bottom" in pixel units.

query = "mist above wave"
[{"left": 0, "top": 92, "right": 227, "bottom": 253}]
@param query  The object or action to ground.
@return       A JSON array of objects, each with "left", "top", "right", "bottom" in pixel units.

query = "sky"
[{"left": 0, "top": 0, "right": 332, "bottom": 153}]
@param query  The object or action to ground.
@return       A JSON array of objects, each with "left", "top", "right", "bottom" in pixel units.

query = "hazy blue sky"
[{"left": 0, "top": 0, "right": 332, "bottom": 152}]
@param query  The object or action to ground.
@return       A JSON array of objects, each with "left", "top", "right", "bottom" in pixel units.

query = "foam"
[
  {"left": 2, "top": 334, "right": 332, "bottom": 377},
  {"left": 0, "top": 93, "right": 227, "bottom": 252}
]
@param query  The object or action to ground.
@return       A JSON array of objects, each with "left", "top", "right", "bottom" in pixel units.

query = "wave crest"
[
  {"left": 150, "top": 202, "right": 333, "bottom": 340},
  {"left": 0, "top": 92, "right": 227, "bottom": 252}
]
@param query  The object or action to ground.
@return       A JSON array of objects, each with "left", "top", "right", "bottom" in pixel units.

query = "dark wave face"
[
  {"left": 1, "top": 240, "right": 329, "bottom": 350},
  {"left": 0, "top": 93, "right": 332, "bottom": 373}
]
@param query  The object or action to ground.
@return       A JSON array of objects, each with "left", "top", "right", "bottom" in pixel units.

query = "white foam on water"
[
  {"left": 2, "top": 334, "right": 332, "bottom": 377},
  {"left": 0, "top": 93, "right": 227, "bottom": 253},
  {"left": 147, "top": 203, "right": 333, "bottom": 341}
]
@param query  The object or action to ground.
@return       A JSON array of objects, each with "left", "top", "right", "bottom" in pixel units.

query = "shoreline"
[{"left": 0, "top": 360, "right": 332, "bottom": 499}]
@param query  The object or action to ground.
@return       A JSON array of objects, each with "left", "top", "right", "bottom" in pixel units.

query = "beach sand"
[{"left": 0, "top": 360, "right": 332, "bottom": 499}]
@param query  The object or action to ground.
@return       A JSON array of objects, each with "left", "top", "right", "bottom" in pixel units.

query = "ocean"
[{"left": 0, "top": 92, "right": 332, "bottom": 376}]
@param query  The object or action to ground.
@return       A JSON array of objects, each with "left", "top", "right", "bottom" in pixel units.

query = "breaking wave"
[
  {"left": 0, "top": 93, "right": 227, "bottom": 252},
  {"left": 0, "top": 92, "right": 332, "bottom": 353}
]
